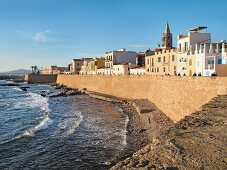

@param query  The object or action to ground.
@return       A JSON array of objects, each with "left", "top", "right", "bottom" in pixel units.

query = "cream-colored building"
[
  {"left": 105, "top": 48, "right": 137, "bottom": 75},
  {"left": 80, "top": 57, "right": 105, "bottom": 75},
  {"left": 70, "top": 59, "right": 83, "bottom": 74},
  {"left": 177, "top": 27, "right": 211, "bottom": 75},
  {"left": 80, "top": 58, "right": 93, "bottom": 75},
  {"left": 41, "top": 66, "right": 66, "bottom": 75},
  {"left": 146, "top": 23, "right": 177, "bottom": 75}
]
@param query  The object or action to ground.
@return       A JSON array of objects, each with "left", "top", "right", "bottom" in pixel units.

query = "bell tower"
[{"left": 162, "top": 22, "right": 172, "bottom": 48}]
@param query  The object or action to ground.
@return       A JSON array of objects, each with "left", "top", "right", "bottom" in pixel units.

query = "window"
[
  {"left": 179, "top": 43, "right": 181, "bottom": 52},
  {"left": 147, "top": 59, "right": 150, "bottom": 64},
  {"left": 152, "top": 68, "right": 154, "bottom": 72},
  {"left": 157, "top": 67, "right": 159, "bottom": 72},
  {"left": 212, "top": 60, "right": 214, "bottom": 64},
  {"left": 163, "top": 67, "right": 165, "bottom": 72},
  {"left": 172, "top": 55, "right": 175, "bottom": 61},
  {"left": 174, "top": 66, "right": 176, "bottom": 71},
  {"left": 184, "top": 42, "right": 187, "bottom": 51},
  {"left": 189, "top": 59, "right": 192, "bottom": 66},
  {"left": 158, "top": 57, "right": 161, "bottom": 62},
  {"left": 77, "top": 63, "right": 80, "bottom": 66},
  {"left": 163, "top": 56, "right": 166, "bottom": 62},
  {"left": 208, "top": 60, "right": 211, "bottom": 64}
]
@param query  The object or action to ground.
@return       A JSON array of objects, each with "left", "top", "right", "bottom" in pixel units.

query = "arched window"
[{"left": 208, "top": 60, "right": 211, "bottom": 64}]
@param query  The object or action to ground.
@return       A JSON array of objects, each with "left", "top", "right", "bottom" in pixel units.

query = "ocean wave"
[
  {"left": 21, "top": 115, "right": 53, "bottom": 137},
  {"left": 58, "top": 111, "right": 83, "bottom": 136},
  {"left": 0, "top": 115, "right": 53, "bottom": 145},
  {"left": 122, "top": 115, "right": 129, "bottom": 146},
  {"left": 15, "top": 92, "right": 51, "bottom": 113},
  {"left": 12, "top": 87, "right": 23, "bottom": 91}
]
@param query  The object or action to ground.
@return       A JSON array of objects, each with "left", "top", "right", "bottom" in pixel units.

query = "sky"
[{"left": 0, "top": 0, "right": 227, "bottom": 72}]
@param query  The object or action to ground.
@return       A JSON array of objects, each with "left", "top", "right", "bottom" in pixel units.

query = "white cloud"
[
  {"left": 16, "top": 30, "right": 60, "bottom": 43},
  {"left": 32, "top": 30, "right": 49, "bottom": 42}
]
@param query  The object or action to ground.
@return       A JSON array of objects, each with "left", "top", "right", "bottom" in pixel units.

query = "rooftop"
[{"left": 189, "top": 26, "right": 208, "bottom": 32}]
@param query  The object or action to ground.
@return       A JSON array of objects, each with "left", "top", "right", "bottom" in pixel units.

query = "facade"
[
  {"left": 80, "top": 57, "right": 105, "bottom": 75},
  {"left": 41, "top": 66, "right": 66, "bottom": 75},
  {"left": 113, "top": 63, "right": 137, "bottom": 75},
  {"left": 97, "top": 68, "right": 105, "bottom": 75},
  {"left": 71, "top": 59, "right": 83, "bottom": 74},
  {"left": 146, "top": 23, "right": 177, "bottom": 76},
  {"left": 130, "top": 66, "right": 146, "bottom": 75},
  {"left": 177, "top": 27, "right": 211, "bottom": 75},
  {"left": 192, "top": 42, "right": 227, "bottom": 76},
  {"left": 136, "top": 52, "right": 145, "bottom": 66},
  {"left": 105, "top": 48, "right": 137, "bottom": 75},
  {"left": 80, "top": 58, "right": 93, "bottom": 75}
]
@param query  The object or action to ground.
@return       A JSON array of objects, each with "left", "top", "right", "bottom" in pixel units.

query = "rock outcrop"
[{"left": 111, "top": 95, "right": 227, "bottom": 170}]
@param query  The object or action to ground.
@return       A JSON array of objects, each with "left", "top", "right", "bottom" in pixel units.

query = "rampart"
[
  {"left": 24, "top": 74, "right": 57, "bottom": 84},
  {"left": 55, "top": 75, "right": 227, "bottom": 122}
]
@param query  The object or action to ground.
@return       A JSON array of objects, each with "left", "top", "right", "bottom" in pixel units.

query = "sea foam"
[
  {"left": 58, "top": 111, "right": 83, "bottom": 136},
  {"left": 15, "top": 92, "right": 51, "bottom": 112},
  {"left": 22, "top": 115, "right": 53, "bottom": 137}
]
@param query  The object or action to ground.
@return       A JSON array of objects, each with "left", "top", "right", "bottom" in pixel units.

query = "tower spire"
[
  {"left": 165, "top": 22, "right": 170, "bottom": 33},
  {"left": 162, "top": 22, "right": 172, "bottom": 48}
]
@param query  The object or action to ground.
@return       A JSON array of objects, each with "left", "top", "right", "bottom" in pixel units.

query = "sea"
[{"left": 0, "top": 80, "right": 129, "bottom": 170}]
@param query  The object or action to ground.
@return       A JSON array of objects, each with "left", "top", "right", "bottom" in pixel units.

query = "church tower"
[{"left": 162, "top": 22, "right": 172, "bottom": 48}]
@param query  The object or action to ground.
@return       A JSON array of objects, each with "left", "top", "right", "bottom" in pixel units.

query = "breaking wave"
[
  {"left": 58, "top": 111, "right": 83, "bottom": 136},
  {"left": 15, "top": 92, "right": 51, "bottom": 113},
  {"left": 12, "top": 87, "right": 23, "bottom": 91},
  {"left": 21, "top": 115, "right": 53, "bottom": 137}
]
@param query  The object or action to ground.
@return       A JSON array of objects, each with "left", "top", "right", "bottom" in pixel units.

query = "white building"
[
  {"left": 192, "top": 41, "right": 227, "bottom": 76},
  {"left": 112, "top": 63, "right": 137, "bottom": 75},
  {"left": 177, "top": 26, "right": 211, "bottom": 75},
  {"left": 105, "top": 48, "right": 137, "bottom": 75},
  {"left": 130, "top": 66, "right": 146, "bottom": 75}
]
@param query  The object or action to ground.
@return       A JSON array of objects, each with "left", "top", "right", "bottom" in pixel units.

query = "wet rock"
[
  {"left": 49, "top": 91, "right": 67, "bottom": 98},
  {"left": 0, "top": 83, "right": 20, "bottom": 86},
  {"left": 20, "top": 86, "right": 30, "bottom": 91}
]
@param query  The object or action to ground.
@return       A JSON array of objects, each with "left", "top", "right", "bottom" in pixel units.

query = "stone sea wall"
[
  {"left": 56, "top": 75, "right": 227, "bottom": 122},
  {"left": 24, "top": 74, "right": 57, "bottom": 84}
]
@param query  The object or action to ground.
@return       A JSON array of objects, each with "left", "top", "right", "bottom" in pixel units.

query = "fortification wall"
[
  {"left": 56, "top": 75, "right": 227, "bottom": 122},
  {"left": 24, "top": 74, "right": 57, "bottom": 84}
]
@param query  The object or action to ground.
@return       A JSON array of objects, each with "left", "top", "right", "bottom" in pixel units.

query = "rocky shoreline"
[
  {"left": 111, "top": 95, "right": 227, "bottom": 169},
  {"left": 50, "top": 83, "right": 175, "bottom": 168}
]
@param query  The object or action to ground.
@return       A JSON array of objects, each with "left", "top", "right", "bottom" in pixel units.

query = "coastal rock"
[
  {"left": 19, "top": 86, "right": 30, "bottom": 91},
  {"left": 0, "top": 83, "right": 20, "bottom": 86},
  {"left": 111, "top": 95, "right": 227, "bottom": 170}
]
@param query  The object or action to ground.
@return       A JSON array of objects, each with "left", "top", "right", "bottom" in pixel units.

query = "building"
[
  {"left": 130, "top": 66, "right": 146, "bottom": 75},
  {"left": 177, "top": 26, "right": 211, "bottom": 75},
  {"left": 112, "top": 63, "right": 137, "bottom": 75},
  {"left": 146, "top": 22, "right": 177, "bottom": 75},
  {"left": 88, "top": 57, "right": 105, "bottom": 75},
  {"left": 71, "top": 59, "right": 83, "bottom": 74},
  {"left": 41, "top": 66, "right": 66, "bottom": 74},
  {"left": 97, "top": 67, "right": 105, "bottom": 75},
  {"left": 80, "top": 58, "right": 93, "bottom": 75},
  {"left": 80, "top": 57, "right": 105, "bottom": 75},
  {"left": 136, "top": 52, "right": 145, "bottom": 66},
  {"left": 190, "top": 41, "right": 227, "bottom": 76},
  {"left": 105, "top": 48, "right": 137, "bottom": 75}
]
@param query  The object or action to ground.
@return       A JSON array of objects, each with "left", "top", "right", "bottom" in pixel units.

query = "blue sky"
[{"left": 0, "top": 0, "right": 227, "bottom": 71}]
